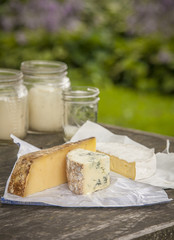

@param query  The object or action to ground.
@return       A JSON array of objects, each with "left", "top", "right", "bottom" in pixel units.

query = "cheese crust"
[
  {"left": 8, "top": 137, "right": 96, "bottom": 197},
  {"left": 97, "top": 142, "right": 156, "bottom": 180},
  {"left": 66, "top": 148, "right": 110, "bottom": 195}
]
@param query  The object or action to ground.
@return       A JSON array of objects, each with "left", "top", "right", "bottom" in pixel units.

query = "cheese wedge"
[
  {"left": 97, "top": 142, "right": 156, "bottom": 180},
  {"left": 66, "top": 149, "right": 110, "bottom": 195},
  {"left": 8, "top": 137, "right": 96, "bottom": 197}
]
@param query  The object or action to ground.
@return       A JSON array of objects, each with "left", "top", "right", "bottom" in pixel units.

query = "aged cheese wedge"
[
  {"left": 96, "top": 142, "right": 156, "bottom": 180},
  {"left": 8, "top": 137, "right": 96, "bottom": 197},
  {"left": 66, "top": 148, "right": 110, "bottom": 195}
]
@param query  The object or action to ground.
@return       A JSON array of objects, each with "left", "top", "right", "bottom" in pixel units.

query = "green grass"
[{"left": 98, "top": 85, "right": 174, "bottom": 136}]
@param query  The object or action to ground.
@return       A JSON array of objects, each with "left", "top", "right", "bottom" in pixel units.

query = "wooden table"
[{"left": 0, "top": 124, "right": 174, "bottom": 240}]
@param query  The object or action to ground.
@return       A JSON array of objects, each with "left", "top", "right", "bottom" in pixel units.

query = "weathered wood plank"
[{"left": 0, "top": 125, "right": 174, "bottom": 240}]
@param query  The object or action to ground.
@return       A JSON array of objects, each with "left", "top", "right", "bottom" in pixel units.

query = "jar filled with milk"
[
  {"left": 0, "top": 69, "right": 28, "bottom": 142},
  {"left": 21, "top": 60, "right": 70, "bottom": 133}
]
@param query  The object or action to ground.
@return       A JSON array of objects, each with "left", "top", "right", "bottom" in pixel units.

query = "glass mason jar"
[
  {"left": 21, "top": 60, "right": 70, "bottom": 133},
  {"left": 62, "top": 86, "right": 100, "bottom": 141},
  {"left": 0, "top": 69, "right": 28, "bottom": 143}
]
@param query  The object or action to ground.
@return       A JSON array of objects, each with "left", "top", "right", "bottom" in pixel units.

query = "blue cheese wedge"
[{"left": 66, "top": 148, "right": 110, "bottom": 195}]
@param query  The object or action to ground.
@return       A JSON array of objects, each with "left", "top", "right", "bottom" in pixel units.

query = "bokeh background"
[{"left": 0, "top": 0, "right": 174, "bottom": 136}]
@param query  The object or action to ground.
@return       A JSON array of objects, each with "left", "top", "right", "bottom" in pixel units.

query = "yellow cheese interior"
[
  {"left": 24, "top": 138, "right": 96, "bottom": 197},
  {"left": 110, "top": 155, "right": 136, "bottom": 180},
  {"left": 97, "top": 151, "right": 136, "bottom": 180}
]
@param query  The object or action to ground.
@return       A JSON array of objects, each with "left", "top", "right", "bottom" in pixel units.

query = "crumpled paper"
[
  {"left": 1, "top": 122, "right": 173, "bottom": 207},
  {"left": 71, "top": 121, "right": 174, "bottom": 189}
]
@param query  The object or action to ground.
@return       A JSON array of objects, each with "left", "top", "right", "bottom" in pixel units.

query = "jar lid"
[
  {"left": 0, "top": 69, "right": 23, "bottom": 85},
  {"left": 21, "top": 60, "right": 69, "bottom": 86},
  {"left": 63, "top": 86, "right": 100, "bottom": 103},
  {"left": 21, "top": 60, "right": 67, "bottom": 75}
]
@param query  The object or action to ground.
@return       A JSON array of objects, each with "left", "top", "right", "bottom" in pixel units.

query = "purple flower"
[
  {"left": 15, "top": 31, "right": 27, "bottom": 45},
  {"left": 1, "top": 0, "right": 84, "bottom": 32},
  {"left": 128, "top": 0, "right": 174, "bottom": 37},
  {"left": 156, "top": 50, "right": 172, "bottom": 64},
  {"left": 1, "top": 17, "right": 15, "bottom": 31}
]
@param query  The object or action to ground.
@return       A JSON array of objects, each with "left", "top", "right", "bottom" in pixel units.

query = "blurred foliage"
[
  {"left": 0, "top": 0, "right": 174, "bottom": 94},
  {"left": 0, "top": 0, "right": 174, "bottom": 136}
]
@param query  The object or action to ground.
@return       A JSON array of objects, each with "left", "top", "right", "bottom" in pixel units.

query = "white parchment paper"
[
  {"left": 1, "top": 122, "right": 173, "bottom": 207},
  {"left": 71, "top": 121, "right": 174, "bottom": 189}
]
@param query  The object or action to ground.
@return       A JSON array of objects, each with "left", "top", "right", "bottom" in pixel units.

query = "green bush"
[
  {"left": 0, "top": 0, "right": 174, "bottom": 94},
  {"left": 0, "top": 0, "right": 174, "bottom": 135}
]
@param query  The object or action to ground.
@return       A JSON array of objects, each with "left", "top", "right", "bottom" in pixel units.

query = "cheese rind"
[
  {"left": 66, "top": 148, "right": 110, "bottom": 195},
  {"left": 96, "top": 142, "right": 156, "bottom": 180},
  {"left": 8, "top": 137, "right": 96, "bottom": 197}
]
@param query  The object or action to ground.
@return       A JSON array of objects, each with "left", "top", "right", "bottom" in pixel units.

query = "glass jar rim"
[
  {"left": 0, "top": 68, "right": 23, "bottom": 84},
  {"left": 63, "top": 86, "right": 100, "bottom": 100},
  {"left": 21, "top": 60, "right": 67, "bottom": 74}
]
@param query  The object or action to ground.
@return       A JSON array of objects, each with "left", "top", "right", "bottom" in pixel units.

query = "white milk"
[
  {"left": 0, "top": 95, "right": 28, "bottom": 140},
  {"left": 28, "top": 85, "right": 63, "bottom": 132},
  {"left": 63, "top": 125, "right": 79, "bottom": 141}
]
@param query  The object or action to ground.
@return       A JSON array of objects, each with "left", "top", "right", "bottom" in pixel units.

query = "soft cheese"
[
  {"left": 96, "top": 142, "right": 156, "bottom": 180},
  {"left": 66, "top": 148, "right": 110, "bottom": 195},
  {"left": 8, "top": 137, "right": 96, "bottom": 197}
]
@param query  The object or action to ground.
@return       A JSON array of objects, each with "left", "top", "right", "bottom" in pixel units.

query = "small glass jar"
[
  {"left": 0, "top": 69, "right": 28, "bottom": 143},
  {"left": 62, "top": 86, "right": 100, "bottom": 141},
  {"left": 21, "top": 60, "right": 70, "bottom": 133}
]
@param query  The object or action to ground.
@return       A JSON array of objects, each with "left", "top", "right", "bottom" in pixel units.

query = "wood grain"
[{"left": 0, "top": 125, "right": 174, "bottom": 240}]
